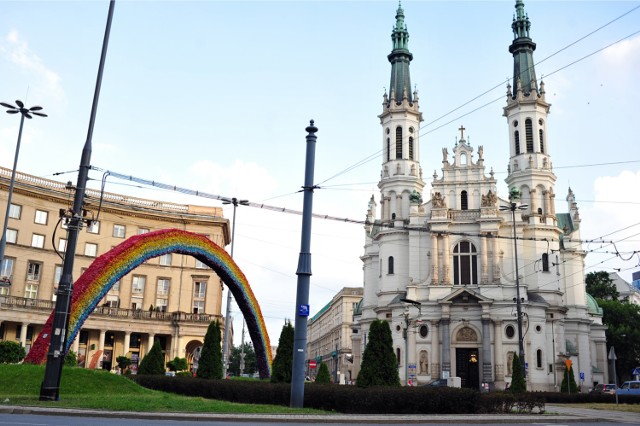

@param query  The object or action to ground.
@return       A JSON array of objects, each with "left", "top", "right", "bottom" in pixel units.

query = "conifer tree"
[
  {"left": 509, "top": 353, "right": 526, "bottom": 392},
  {"left": 315, "top": 361, "right": 331, "bottom": 384},
  {"left": 137, "top": 341, "right": 165, "bottom": 375},
  {"left": 270, "top": 321, "right": 294, "bottom": 383},
  {"left": 197, "top": 320, "right": 223, "bottom": 379},
  {"left": 560, "top": 364, "right": 579, "bottom": 393},
  {"left": 356, "top": 319, "right": 400, "bottom": 387}
]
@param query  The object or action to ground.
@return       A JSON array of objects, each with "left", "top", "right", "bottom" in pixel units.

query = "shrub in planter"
[
  {"left": 0, "top": 341, "right": 26, "bottom": 363},
  {"left": 315, "top": 362, "right": 331, "bottom": 384},
  {"left": 138, "top": 341, "right": 165, "bottom": 375}
]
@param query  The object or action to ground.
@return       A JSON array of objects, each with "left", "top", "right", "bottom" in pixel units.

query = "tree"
[
  {"left": 598, "top": 299, "right": 640, "bottom": 382},
  {"left": 167, "top": 357, "right": 188, "bottom": 372},
  {"left": 137, "top": 341, "right": 165, "bottom": 375},
  {"left": 116, "top": 355, "right": 132, "bottom": 372},
  {"left": 197, "top": 320, "right": 223, "bottom": 379},
  {"left": 270, "top": 321, "right": 294, "bottom": 383},
  {"left": 229, "top": 342, "right": 256, "bottom": 377},
  {"left": 586, "top": 271, "right": 619, "bottom": 300},
  {"left": 509, "top": 353, "right": 526, "bottom": 393},
  {"left": 560, "top": 364, "right": 579, "bottom": 393},
  {"left": 0, "top": 341, "right": 26, "bottom": 363},
  {"left": 64, "top": 350, "right": 77, "bottom": 367},
  {"left": 315, "top": 361, "right": 331, "bottom": 384},
  {"left": 357, "top": 319, "right": 400, "bottom": 387}
]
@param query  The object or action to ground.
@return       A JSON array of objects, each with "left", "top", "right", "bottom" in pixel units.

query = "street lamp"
[
  {"left": 400, "top": 297, "right": 421, "bottom": 386},
  {"left": 499, "top": 199, "right": 528, "bottom": 384},
  {"left": 0, "top": 100, "right": 47, "bottom": 271},
  {"left": 221, "top": 196, "right": 249, "bottom": 378}
]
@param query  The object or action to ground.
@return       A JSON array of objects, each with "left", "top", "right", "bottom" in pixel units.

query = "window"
[
  {"left": 195, "top": 259, "right": 208, "bottom": 269},
  {"left": 386, "top": 138, "right": 391, "bottom": 162},
  {"left": 395, "top": 127, "right": 402, "bottom": 159},
  {"left": 27, "top": 262, "right": 42, "bottom": 282},
  {"left": 409, "top": 137, "right": 414, "bottom": 160},
  {"left": 84, "top": 243, "right": 97, "bottom": 257},
  {"left": 536, "top": 349, "right": 543, "bottom": 369},
  {"left": 514, "top": 131, "right": 520, "bottom": 155},
  {"left": 157, "top": 278, "right": 170, "bottom": 295},
  {"left": 58, "top": 238, "right": 67, "bottom": 253},
  {"left": 194, "top": 281, "right": 207, "bottom": 298},
  {"left": 1, "top": 257, "right": 15, "bottom": 278},
  {"left": 453, "top": 241, "right": 478, "bottom": 285},
  {"left": 24, "top": 283, "right": 38, "bottom": 299},
  {"left": 460, "top": 190, "right": 468, "bottom": 210},
  {"left": 54, "top": 265, "right": 63, "bottom": 286},
  {"left": 34, "top": 210, "right": 48, "bottom": 225},
  {"left": 159, "top": 253, "right": 172, "bottom": 266},
  {"left": 525, "top": 118, "right": 534, "bottom": 153},
  {"left": 419, "top": 324, "right": 429, "bottom": 338},
  {"left": 156, "top": 298, "right": 168, "bottom": 312},
  {"left": 8, "top": 204, "right": 21, "bottom": 219},
  {"left": 31, "top": 233, "right": 45, "bottom": 248},
  {"left": 388, "top": 256, "right": 394, "bottom": 275},
  {"left": 505, "top": 325, "right": 515, "bottom": 339},
  {"left": 131, "top": 297, "right": 143, "bottom": 310},
  {"left": 137, "top": 227, "right": 150, "bottom": 235},
  {"left": 113, "top": 224, "right": 126, "bottom": 238},
  {"left": 111, "top": 279, "right": 121, "bottom": 292},
  {"left": 542, "top": 253, "right": 549, "bottom": 272},
  {"left": 132, "top": 275, "right": 146, "bottom": 294},
  {"left": 87, "top": 221, "right": 100, "bottom": 234},
  {"left": 396, "top": 348, "right": 401, "bottom": 366},
  {"left": 193, "top": 300, "right": 205, "bottom": 314},
  {"left": 5, "top": 228, "right": 17, "bottom": 244},
  {"left": 539, "top": 129, "right": 545, "bottom": 153}
]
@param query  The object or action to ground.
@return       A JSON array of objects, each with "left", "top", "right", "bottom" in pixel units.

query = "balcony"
[{"left": 0, "top": 295, "right": 217, "bottom": 324}]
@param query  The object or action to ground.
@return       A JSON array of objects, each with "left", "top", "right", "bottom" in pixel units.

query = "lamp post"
[
  {"left": 400, "top": 298, "right": 421, "bottom": 386},
  {"left": 500, "top": 199, "right": 528, "bottom": 383},
  {"left": 220, "top": 196, "right": 248, "bottom": 378},
  {"left": 0, "top": 101, "right": 47, "bottom": 270}
]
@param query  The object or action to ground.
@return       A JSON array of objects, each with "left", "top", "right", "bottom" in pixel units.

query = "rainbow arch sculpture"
[{"left": 25, "top": 228, "right": 272, "bottom": 378}]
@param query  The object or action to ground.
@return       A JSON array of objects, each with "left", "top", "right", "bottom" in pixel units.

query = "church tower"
[{"left": 377, "top": 2, "right": 425, "bottom": 224}]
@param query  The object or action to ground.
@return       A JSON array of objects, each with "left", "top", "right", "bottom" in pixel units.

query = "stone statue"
[
  {"left": 410, "top": 190, "right": 423, "bottom": 204},
  {"left": 442, "top": 147, "right": 449, "bottom": 162},
  {"left": 507, "top": 351, "right": 515, "bottom": 376},
  {"left": 432, "top": 192, "right": 446, "bottom": 208},
  {"left": 481, "top": 190, "right": 497, "bottom": 207},
  {"left": 419, "top": 350, "right": 429, "bottom": 375},
  {"left": 478, "top": 145, "right": 484, "bottom": 160}
]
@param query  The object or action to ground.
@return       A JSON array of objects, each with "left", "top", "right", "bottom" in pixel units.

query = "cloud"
[
  {"left": 1, "top": 30, "right": 64, "bottom": 101},
  {"left": 596, "top": 34, "right": 640, "bottom": 87},
  {"left": 189, "top": 159, "right": 277, "bottom": 201}
]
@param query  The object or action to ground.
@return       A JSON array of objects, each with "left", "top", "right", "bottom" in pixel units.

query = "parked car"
[
  {"left": 590, "top": 383, "right": 617, "bottom": 395},
  {"left": 423, "top": 378, "right": 448, "bottom": 387},
  {"left": 616, "top": 381, "right": 640, "bottom": 396}
]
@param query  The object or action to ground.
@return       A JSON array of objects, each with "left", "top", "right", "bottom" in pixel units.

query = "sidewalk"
[{"left": 0, "top": 404, "right": 637, "bottom": 424}]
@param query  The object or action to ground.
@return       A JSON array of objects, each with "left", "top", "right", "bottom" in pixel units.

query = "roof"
[
  {"left": 309, "top": 300, "right": 332, "bottom": 323},
  {"left": 556, "top": 213, "right": 575, "bottom": 235},
  {"left": 586, "top": 293, "right": 603, "bottom": 316}
]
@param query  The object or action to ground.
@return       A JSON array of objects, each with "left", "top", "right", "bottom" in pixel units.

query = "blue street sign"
[
  {"left": 632, "top": 367, "right": 640, "bottom": 376},
  {"left": 580, "top": 372, "right": 585, "bottom": 380},
  {"left": 524, "top": 362, "right": 528, "bottom": 370},
  {"left": 298, "top": 304, "right": 310, "bottom": 317}
]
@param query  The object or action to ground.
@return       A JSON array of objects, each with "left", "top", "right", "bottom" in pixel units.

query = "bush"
[
  {"left": 560, "top": 365, "right": 579, "bottom": 393},
  {"left": 0, "top": 341, "right": 26, "bottom": 363},
  {"left": 315, "top": 362, "right": 331, "bottom": 384},
  {"left": 357, "top": 319, "right": 400, "bottom": 387},
  {"left": 509, "top": 353, "right": 526, "bottom": 392},
  {"left": 167, "top": 357, "right": 188, "bottom": 372},
  {"left": 64, "top": 350, "right": 77, "bottom": 367},
  {"left": 116, "top": 355, "right": 132, "bottom": 372},
  {"left": 137, "top": 341, "right": 165, "bottom": 375},
  {"left": 270, "top": 321, "right": 294, "bottom": 383}
]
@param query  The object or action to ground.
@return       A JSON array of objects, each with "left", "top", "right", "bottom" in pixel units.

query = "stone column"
[
  {"left": 431, "top": 234, "right": 439, "bottom": 284},
  {"left": 481, "top": 234, "right": 489, "bottom": 283},
  {"left": 98, "top": 330, "right": 106, "bottom": 352},
  {"left": 19, "top": 322, "right": 29, "bottom": 348},
  {"left": 430, "top": 320, "right": 440, "bottom": 378},
  {"left": 441, "top": 319, "right": 451, "bottom": 374},
  {"left": 408, "top": 320, "right": 417, "bottom": 370},
  {"left": 443, "top": 234, "right": 451, "bottom": 285},
  {"left": 494, "top": 321, "right": 504, "bottom": 382},
  {"left": 482, "top": 318, "right": 493, "bottom": 385},
  {"left": 147, "top": 333, "right": 155, "bottom": 354},
  {"left": 529, "top": 189, "right": 537, "bottom": 213},
  {"left": 492, "top": 234, "right": 500, "bottom": 283},
  {"left": 123, "top": 332, "right": 131, "bottom": 355},
  {"left": 72, "top": 335, "right": 80, "bottom": 354}
]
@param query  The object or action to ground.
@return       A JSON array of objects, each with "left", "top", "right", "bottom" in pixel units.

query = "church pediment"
[{"left": 438, "top": 288, "right": 493, "bottom": 305}]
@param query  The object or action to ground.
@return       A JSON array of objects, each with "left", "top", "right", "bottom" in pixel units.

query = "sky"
[{"left": 1, "top": 0, "right": 639, "bottom": 348}]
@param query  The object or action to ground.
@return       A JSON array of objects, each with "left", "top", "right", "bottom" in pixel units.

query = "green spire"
[
  {"left": 509, "top": 0, "right": 538, "bottom": 96},
  {"left": 388, "top": 1, "right": 413, "bottom": 103}
]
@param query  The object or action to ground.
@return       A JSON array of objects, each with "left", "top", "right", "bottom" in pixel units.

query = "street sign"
[
  {"left": 309, "top": 360, "right": 317, "bottom": 369},
  {"left": 608, "top": 346, "right": 617, "bottom": 361},
  {"left": 580, "top": 372, "right": 584, "bottom": 380},
  {"left": 298, "top": 304, "right": 310, "bottom": 317},
  {"left": 632, "top": 367, "right": 640, "bottom": 376}
]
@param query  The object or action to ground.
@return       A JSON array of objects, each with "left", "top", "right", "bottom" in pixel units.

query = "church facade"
[{"left": 353, "top": 1, "right": 608, "bottom": 391}]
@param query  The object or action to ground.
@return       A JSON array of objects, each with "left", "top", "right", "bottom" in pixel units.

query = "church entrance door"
[{"left": 455, "top": 348, "right": 480, "bottom": 389}]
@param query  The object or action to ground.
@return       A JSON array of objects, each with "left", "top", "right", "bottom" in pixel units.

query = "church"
[{"left": 352, "top": 1, "right": 608, "bottom": 391}]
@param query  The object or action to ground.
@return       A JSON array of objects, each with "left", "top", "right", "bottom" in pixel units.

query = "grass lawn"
[
  {"left": 0, "top": 364, "right": 325, "bottom": 414},
  {"left": 561, "top": 403, "right": 640, "bottom": 413}
]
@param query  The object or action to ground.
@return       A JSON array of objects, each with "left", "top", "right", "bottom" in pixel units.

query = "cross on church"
[{"left": 458, "top": 125, "right": 466, "bottom": 140}]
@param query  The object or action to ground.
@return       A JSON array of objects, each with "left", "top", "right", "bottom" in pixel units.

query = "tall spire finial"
[
  {"left": 388, "top": 2, "right": 413, "bottom": 103},
  {"left": 508, "top": 0, "right": 537, "bottom": 97}
]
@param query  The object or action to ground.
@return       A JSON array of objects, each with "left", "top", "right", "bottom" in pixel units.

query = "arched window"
[
  {"left": 460, "top": 191, "right": 468, "bottom": 210},
  {"left": 386, "top": 138, "right": 391, "bottom": 162},
  {"left": 395, "top": 127, "right": 403, "bottom": 159},
  {"left": 396, "top": 347, "right": 401, "bottom": 366},
  {"left": 453, "top": 241, "right": 478, "bottom": 285},
  {"left": 388, "top": 256, "right": 394, "bottom": 275},
  {"left": 536, "top": 349, "right": 543, "bottom": 369},
  {"left": 525, "top": 119, "right": 534, "bottom": 153},
  {"left": 409, "top": 137, "right": 414, "bottom": 160},
  {"left": 514, "top": 131, "right": 521, "bottom": 155},
  {"left": 542, "top": 253, "right": 549, "bottom": 272},
  {"left": 539, "top": 129, "right": 545, "bottom": 153}
]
